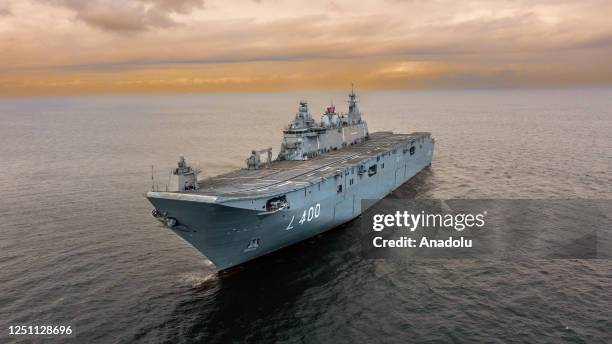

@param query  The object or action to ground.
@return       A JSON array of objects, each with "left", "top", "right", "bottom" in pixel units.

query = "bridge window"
[
  {"left": 337, "top": 184, "right": 343, "bottom": 193},
  {"left": 410, "top": 146, "right": 415, "bottom": 155}
]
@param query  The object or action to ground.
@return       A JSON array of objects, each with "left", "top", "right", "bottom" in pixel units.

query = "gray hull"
[{"left": 147, "top": 132, "right": 434, "bottom": 270}]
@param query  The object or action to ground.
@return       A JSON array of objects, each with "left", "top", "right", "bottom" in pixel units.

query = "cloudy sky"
[{"left": 1, "top": 0, "right": 611, "bottom": 96}]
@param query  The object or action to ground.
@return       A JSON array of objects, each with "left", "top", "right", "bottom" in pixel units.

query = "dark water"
[{"left": 0, "top": 88, "right": 610, "bottom": 343}]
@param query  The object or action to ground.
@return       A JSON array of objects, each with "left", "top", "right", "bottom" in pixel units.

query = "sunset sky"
[{"left": 1, "top": 0, "right": 612, "bottom": 96}]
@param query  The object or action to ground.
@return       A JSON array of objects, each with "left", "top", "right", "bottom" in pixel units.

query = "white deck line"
[
  {"left": 277, "top": 181, "right": 292, "bottom": 187},
  {"left": 147, "top": 191, "right": 218, "bottom": 203}
]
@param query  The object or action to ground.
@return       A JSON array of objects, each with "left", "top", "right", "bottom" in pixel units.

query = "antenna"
[
  {"left": 151, "top": 165, "right": 155, "bottom": 191},
  {"left": 346, "top": 83, "right": 358, "bottom": 103},
  {"left": 166, "top": 168, "right": 172, "bottom": 191}
]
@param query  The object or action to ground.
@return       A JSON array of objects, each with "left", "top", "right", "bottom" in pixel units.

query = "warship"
[{"left": 147, "top": 87, "right": 434, "bottom": 270}]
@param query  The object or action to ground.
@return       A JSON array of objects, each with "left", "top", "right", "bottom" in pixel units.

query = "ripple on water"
[{"left": 0, "top": 89, "right": 610, "bottom": 343}]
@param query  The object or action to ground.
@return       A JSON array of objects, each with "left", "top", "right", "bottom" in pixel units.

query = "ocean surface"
[{"left": 0, "top": 88, "right": 610, "bottom": 343}]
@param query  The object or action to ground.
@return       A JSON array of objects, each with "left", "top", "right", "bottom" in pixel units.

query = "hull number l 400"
[{"left": 286, "top": 203, "right": 321, "bottom": 230}]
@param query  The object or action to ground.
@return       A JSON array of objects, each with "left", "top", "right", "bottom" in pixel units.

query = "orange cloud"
[{"left": 1, "top": 0, "right": 611, "bottom": 96}]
